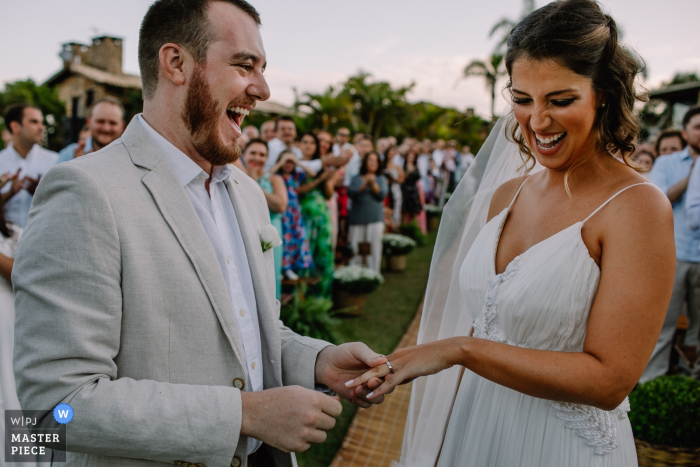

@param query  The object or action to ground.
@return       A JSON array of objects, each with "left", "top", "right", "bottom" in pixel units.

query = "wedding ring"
[{"left": 386, "top": 361, "right": 395, "bottom": 374}]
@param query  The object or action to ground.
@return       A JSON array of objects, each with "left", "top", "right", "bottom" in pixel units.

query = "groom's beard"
[{"left": 181, "top": 64, "right": 241, "bottom": 166}]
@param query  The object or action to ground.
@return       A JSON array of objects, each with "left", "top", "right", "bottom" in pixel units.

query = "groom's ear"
[{"left": 158, "top": 43, "right": 191, "bottom": 88}]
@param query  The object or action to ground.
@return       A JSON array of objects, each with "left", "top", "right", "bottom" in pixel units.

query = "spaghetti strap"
[
  {"left": 582, "top": 182, "right": 653, "bottom": 224},
  {"left": 508, "top": 177, "right": 530, "bottom": 210}
]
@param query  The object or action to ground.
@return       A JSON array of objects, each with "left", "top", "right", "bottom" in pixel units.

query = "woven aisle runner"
[{"left": 330, "top": 300, "right": 423, "bottom": 467}]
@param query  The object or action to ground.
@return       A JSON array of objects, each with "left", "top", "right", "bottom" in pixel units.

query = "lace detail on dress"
[
  {"left": 472, "top": 256, "right": 525, "bottom": 345},
  {"left": 548, "top": 397, "right": 631, "bottom": 455}
]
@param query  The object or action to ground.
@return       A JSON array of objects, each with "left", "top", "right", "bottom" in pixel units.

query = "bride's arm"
[{"left": 349, "top": 185, "right": 675, "bottom": 411}]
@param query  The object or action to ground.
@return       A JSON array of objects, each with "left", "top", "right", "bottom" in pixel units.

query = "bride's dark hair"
[{"left": 505, "top": 0, "right": 646, "bottom": 176}]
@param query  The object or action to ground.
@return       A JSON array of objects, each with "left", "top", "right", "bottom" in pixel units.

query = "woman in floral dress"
[
  {"left": 298, "top": 132, "right": 335, "bottom": 298},
  {"left": 271, "top": 150, "right": 314, "bottom": 280}
]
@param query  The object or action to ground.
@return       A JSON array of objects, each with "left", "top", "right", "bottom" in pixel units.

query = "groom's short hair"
[{"left": 138, "top": 0, "right": 261, "bottom": 100}]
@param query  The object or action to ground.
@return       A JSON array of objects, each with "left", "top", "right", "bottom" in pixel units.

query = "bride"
[{"left": 347, "top": 0, "right": 675, "bottom": 465}]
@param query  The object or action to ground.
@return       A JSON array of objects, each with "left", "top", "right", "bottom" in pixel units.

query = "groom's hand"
[
  {"left": 315, "top": 343, "right": 388, "bottom": 408},
  {"left": 240, "top": 386, "right": 342, "bottom": 453}
]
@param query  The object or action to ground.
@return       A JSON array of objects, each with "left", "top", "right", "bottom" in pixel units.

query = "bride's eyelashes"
[
  {"left": 511, "top": 96, "right": 577, "bottom": 107},
  {"left": 551, "top": 98, "right": 576, "bottom": 107}
]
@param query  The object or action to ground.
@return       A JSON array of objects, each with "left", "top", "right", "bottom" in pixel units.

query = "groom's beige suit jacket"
[{"left": 12, "top": 118, "right": 330, "bottom": 467}]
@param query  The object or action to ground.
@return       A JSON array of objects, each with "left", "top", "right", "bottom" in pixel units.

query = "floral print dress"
[
  {"left": 301, "top": 179, "right": 334, "bottom": 299},
  {"left": 280, "top": 167, "right": 314, "bottom": 273}
]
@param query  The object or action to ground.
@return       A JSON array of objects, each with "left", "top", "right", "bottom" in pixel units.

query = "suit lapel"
[
  {"left": 225, "top": 177, "right": 283, "bottom": 388},
  {"left": 121, "top": 119, "right": 246, "bottom": 369}
]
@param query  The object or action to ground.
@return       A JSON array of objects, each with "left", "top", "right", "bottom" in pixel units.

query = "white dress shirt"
[
  {"left": 0, "top": 143, "right": 58, "bottom": 227},
  {"left": 138, "top": 116, "right": 264, "bottom": 453}
]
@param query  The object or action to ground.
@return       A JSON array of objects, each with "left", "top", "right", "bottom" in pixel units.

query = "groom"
[{"left": 12, "top": 1, "right": 384, "bottom": 466}]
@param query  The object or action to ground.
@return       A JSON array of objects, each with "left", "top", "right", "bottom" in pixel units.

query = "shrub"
[
  {"left": 628, "top": 375, "right": 700, "bottom": 448},
  {"left": 424, "top": 204, "right": 443, "bottom": 215},
  {"left": 280, "top": 284, "right": 342, "bottom": 344},
  {"left": 400, "top": 221, "right": 428, "bottom": 247},
  {"left": 333, "top": 265, "right": 383, "bottom": 295},
  {"left": 383, "top": 233, "right": 417, "bottom": 256}
]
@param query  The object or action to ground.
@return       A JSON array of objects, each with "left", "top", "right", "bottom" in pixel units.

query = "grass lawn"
[{"left": 297, "top": 230, "right": 438, "bottom": 467}]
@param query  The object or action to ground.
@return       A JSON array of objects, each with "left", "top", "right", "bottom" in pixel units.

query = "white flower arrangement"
[
  {"left": 382, "top": 234, "right": 417, "bottom": 256},
  {"left": 334, "top": 265, "right": 384, "bottom": 295},
  {"left": 260, "top": 224, "right": 282, "bottom": 253},
  {"left": 424, "top": 204, "right": 443, "bottom": 214}
]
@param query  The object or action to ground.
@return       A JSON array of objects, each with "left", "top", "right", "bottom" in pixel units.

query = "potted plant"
[
  {"left": 333, "top": 265, "right": 384, "bottom": 315},
  {"left": 382, "top": 233, "right": 417, "bottom": 272},
  {"left": 629, "top": 375, "right": 700, "bottom": 466},
  {"left": 424, "top": 204, "right": 443, "bottom": 231},
  {"left": 400, "top": 221, "right": 428, "bottom": 247}
]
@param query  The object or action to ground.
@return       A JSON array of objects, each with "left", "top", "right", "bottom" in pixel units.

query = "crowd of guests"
[
  {"left": 236, "top": 116, "right": 475, "bottom": 300},
  {"left": 0, "top": 103, "right": 476, "bottom": 307},
  {"left": 639, "top": 105, "right": 700, "bottom": 381}
]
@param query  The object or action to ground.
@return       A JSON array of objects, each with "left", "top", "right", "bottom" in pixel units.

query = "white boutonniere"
[{"left": 260, "top": 224, "right": 282, "bottom": 253}]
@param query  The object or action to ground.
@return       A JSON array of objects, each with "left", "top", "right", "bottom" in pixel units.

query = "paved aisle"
[{"left": 330, "top": 302, "right": 423, "bottom": 467}]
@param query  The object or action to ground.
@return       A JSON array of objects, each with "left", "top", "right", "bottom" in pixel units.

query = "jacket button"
[
  {"left": 233, "top": 378, "right": 245, "bottom": 390},
  {"left": 231, "top": 457, "right": 242, "bottom": 467}
]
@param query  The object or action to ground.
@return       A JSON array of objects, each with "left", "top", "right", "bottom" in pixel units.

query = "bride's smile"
[{"left": 510, "top": 58, "right": 601, "bottom": 170}]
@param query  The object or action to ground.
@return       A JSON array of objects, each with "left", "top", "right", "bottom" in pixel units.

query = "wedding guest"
[
  {"left": 0, "top": 196, "right": 33, "bottom": 467},
  {"left": 643, "top": 105, "right": 700, "bottom": 382},
  {"left": 298, "top": 132, "right": 335, "bottom": 298},
  {"left": 243, "top": 125, "right": 259, "bottom": 140},
  {"left": 317, "top": 130, "right": 340, "bottom": 252},
  {"left": 333, "top": 127, "right": 358, "bottom": 160},
  {"left": 56, "top": 97, "right": 126, "bottom": 163},
  {"left": 260, "top": 120, "right": 275, "bottom": 142},
  {"left": 241, "top": 139, "right": 287, "bottom": 299},
  {"left": 402, "top": 148, "right": 427, "bottom": 234},
  {"left": 384, "top": 146, "right": 405, "bottom": 230},
  {"left": 0, "top": 104, "right": 57, "bottom": 228},
  {"left": 655, "top": 129, "right": 686, "bottom": 157},
  {"left": 457, "top": 144, "right": 475, "bottom": 180},
  {"left": 271, "top": 150, "right": 314, "bottom": 281},
  {"left": 345, "top": 136, "right": 373, "bottom": 187},
  {"left": 634, "top": 150, "right": 655, "bottom": 174},
  {"left": 265, "top": 116, "right": 302, "bottom": 172},
  {"left": 348, "top": 151, "right": 388, "bottom": 273}
]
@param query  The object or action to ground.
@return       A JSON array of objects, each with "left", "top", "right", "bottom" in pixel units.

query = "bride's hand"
[{"left": 344, "top": 337, "right": 463, "bottom": 400}]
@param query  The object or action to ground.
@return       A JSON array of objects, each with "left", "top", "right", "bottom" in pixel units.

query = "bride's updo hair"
[{"left": 505, "top": 0, "right": 646, "bottom": 171}]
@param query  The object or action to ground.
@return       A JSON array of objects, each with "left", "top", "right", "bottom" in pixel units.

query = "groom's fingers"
[
  {"left": 351, "top": 342, "right": 387, "bottom": 368},
  {"left": 321, "top": 396, "right": 343, "bottom": 418}
]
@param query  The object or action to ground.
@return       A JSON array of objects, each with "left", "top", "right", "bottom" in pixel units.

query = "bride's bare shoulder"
[{"left": 487, "top": 175, "right": 530, "bottom": 222}]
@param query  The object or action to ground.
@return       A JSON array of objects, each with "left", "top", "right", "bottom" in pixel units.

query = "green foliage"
[
  {"left": 293, "top": 72, "right": 487, "bottom": 149},
  {"left": 280, "top": 284, "right": 342, "bottom": 344},
  {"left": 628, "top": 375, "right": 700, "bottom": 448},
  {"left": 668, "top": 72, "right": 700, "bottom": 86},
  {"left": 400, "top": 221, "right": 428, "bottom": 247},
  {"left": 489, "top": 0, "right": 536, "bottom": 53},
  {"left": 461, "top": 54, "right": 506, "bottom": 120},
  {"left": 0, "top": 79, "right": 66, "bottom": 151}
]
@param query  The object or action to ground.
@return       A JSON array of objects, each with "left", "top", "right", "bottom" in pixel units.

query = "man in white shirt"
[
  {"left": 0, "top": 103, "right": 58, "bottom": 227},
  {"left": 432, "top": 139, "right": 446, "bottom": 176},
  {"left": 264, "top": 116, "right": 303, "bottom": 172}
]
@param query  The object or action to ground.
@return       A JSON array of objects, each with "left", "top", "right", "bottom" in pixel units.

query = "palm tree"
[
  {"left": 461, "top": 54, "right": 506, "bottom": 120},
  {"left": 489, "top": 0, "right": 535, "bottom": 53}
]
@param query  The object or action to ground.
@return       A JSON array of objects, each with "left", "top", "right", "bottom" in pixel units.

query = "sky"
[{"left": 1, "top": 0, "right": 698, "bottom": 119}]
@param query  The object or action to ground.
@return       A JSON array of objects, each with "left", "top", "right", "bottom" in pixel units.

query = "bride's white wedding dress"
[{"left": 436, "top": 179, "right": 642, "bottom": 467}]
